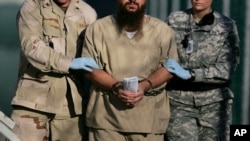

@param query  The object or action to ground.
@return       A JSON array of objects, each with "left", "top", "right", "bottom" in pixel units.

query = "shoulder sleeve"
[
  {"left": 82, "top": 21, "right": 103, "bottom": 69},
  {"left": 80, "top": 1, "right": 97, "bottom": 25},
  {"left": 18, "top": 0, "right": 72, "bottom": 73},
  {"left": 159, "top": 23, "right": 179, "bottom": 66}
]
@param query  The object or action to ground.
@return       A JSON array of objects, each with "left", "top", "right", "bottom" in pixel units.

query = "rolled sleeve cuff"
[{"left": 58, "top": 56, "right": 72, "bottom": 73}]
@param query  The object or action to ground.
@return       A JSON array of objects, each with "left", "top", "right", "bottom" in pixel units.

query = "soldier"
[
  {"left": 164, "top": 0, "right": 240, "bottom": 140},
  {"left": 81, "top": 0, "right": 178, "bottom": 140},
  {"left": 10, "top": 0, "right": 99, "bottom": 140}
]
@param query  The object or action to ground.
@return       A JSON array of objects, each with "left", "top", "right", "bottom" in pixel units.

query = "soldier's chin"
[{"left": 56, "top": 0, "right": 70, "bottom": 7}]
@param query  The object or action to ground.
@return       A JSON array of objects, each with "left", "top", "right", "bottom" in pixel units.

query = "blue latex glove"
[
  {"left": 164, "top": 59, "right": 190, "bottom": 80},
  {"left": 70, "top": 57, "right": 99, "bottom": 72}
]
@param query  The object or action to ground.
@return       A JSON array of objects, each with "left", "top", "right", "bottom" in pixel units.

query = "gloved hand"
[
  {"left": 164, "top": 59, "right": 190, "bottom": 80},
  {"left": 70, "top": 57, "right": 99, "bottom": 72}
]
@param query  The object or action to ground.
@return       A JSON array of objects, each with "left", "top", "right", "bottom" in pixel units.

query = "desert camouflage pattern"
[
  {"left": 10, "top": 0, "right": 96, "bottom": 140},
  {"left": 11, "top": 107, "right": 86, "bottom": 141},
  {"left": 165, "top": 9, "right": 240, "bottom": 141},
  {"left": 11, "top": 0, "right": 97, "bottom": 114}
]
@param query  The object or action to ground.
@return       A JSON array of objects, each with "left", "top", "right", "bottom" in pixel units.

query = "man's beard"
[{"left": 115, "top": 1, "right": 146, "bottom": 34}]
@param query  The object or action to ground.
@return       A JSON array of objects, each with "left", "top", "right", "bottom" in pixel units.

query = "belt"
[
  {"left": 104, "top": 87, "right": 165, "bottom": 96},
  {"left": 144, "top": 87, "right": 165, "bottom": 96},
  {"left": 166, "top": 82, "right": 230, "bottom": 91}
]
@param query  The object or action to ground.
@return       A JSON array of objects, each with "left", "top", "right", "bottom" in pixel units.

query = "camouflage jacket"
[
  {"left": 11, "top": 0, "right": 97, "bottom": 114},
  {"left": 165, "top": 9, "right": 240, "bottom": 106}
]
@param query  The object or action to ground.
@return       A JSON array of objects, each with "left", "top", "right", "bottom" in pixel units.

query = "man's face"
[
  {"left": 118, "top": 0, "right": 146, "bottom": 13},
  {"left": 191, "top": 0, "right": 212, "bottom": 11},
  {"left": 116, "top": 0, "right": 146, "bottom": 32},
  {"left": 53, "top": 0, "right": 71, "bottom": 8}
]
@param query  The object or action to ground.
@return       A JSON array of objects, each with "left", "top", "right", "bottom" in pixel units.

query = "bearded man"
[{"left": 82, "top": 0, "right": 178, "bottom": 140}]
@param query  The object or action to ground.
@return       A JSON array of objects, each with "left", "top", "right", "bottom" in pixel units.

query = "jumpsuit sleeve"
[
  {"left": 82, "top": 23, "right": 104, "bottom": 69},
  {"left": 160, "top": 26, "right": 179, "bottom": 66}
]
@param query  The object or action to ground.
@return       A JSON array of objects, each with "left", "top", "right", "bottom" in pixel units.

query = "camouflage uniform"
[
  {"left": 10, "top": 0, "right": 97, "bottom": 140},
  {"left": 165, "top": 9, "right": 240, "bottom": 141}
]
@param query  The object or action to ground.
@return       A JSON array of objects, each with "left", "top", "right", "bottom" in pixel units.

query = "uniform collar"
[
  {"left": 185, "top": 9, "right": 215, "bottom": 32},
  {"left": 194, "top": 10, "right": 214, "bottom": 26},
  {"left": 42, "top": 0, "right": 82, "bottom": 16}
]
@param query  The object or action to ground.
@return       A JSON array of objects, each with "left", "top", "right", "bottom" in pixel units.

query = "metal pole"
[
  {"left": 148, "top": 0, "right": 158, "bottom": 18},
  {"left": 223, "top": 0, "right": 230, "bottom": 16},
  {"left": 159, "top": 0, "right": 168, "bottom": 20},
  {"left": 242, "top": 0, "right": 250, "bottom": 125},
  {"left": 172, "top": 0, "right": 180, "bottom": 12}
]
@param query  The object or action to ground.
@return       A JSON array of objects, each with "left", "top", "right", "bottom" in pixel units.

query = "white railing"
[{"left": 0, "top": 111, "right": 20, "bottom": 141}]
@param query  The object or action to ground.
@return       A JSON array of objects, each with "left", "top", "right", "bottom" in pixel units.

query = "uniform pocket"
[
  {"left": 16, "top": 71, "right": 50, "bottom": 102},
  {"left": 43, "top": 17, "right": 61, "bottom": 37}
]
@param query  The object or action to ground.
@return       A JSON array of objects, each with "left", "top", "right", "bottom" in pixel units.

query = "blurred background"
[{"left": 0, "top": 0, "right": 249, "bottom": 125}]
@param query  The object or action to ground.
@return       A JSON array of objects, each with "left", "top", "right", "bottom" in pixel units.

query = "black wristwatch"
[{"left": 189, "top": 70, "right": 195, "bottom": 81}]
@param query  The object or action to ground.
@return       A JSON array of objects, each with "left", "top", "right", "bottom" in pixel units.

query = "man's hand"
[
  {"left": 70, "top": 57, "right": 99, "bottom": 72},
  {"left": 164, "top": 59, "right": 191, "bottom": 80},
  {"left": 115, "top": 85, "right": 143, "bottom": 107}
]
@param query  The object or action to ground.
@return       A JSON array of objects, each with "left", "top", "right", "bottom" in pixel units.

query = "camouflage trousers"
[
  {"left": 11, "top": 106, "right": 87, "bottom": 141},
  {"left": 165, "top": 99, "right": 233, "bottom": 141}
]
